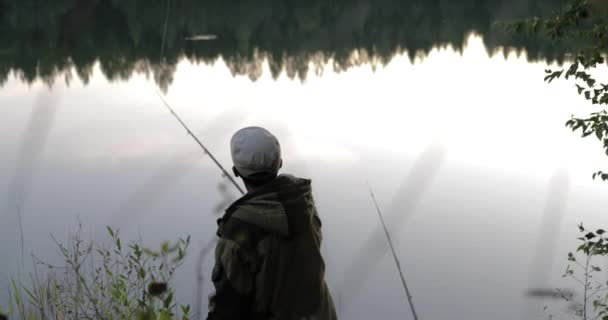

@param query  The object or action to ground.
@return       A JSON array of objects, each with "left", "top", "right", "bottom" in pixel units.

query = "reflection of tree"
[{"left": 0, "top": 0, "right": 568, "bottom": 88}]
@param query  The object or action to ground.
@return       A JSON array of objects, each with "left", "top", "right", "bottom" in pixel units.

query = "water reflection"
[
  {"left": 339, "top": 145, "right": 447, "bottom": 302},
  {"left": 0, "top": 0, "right": 571, "bottom": 89},
  {"left": 3, "top": 91, "right": 59, "bottom": 267}
]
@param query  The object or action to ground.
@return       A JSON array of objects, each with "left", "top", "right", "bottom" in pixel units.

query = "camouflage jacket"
[{"left": 207, "top": 174, "right": 337, "bottom": 320}]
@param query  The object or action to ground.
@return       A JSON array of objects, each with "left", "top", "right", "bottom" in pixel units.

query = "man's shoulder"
[
  {"left": 229, "top": 200, "right": 289, "bottom": 237},
  {"left": 219, "top": 173, "right": 313, "bottom": 238},
  {"left": 277, "top": 173, "right": 310, "bottom": 186}
]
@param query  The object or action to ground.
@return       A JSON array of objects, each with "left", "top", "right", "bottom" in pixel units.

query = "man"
[{"left": 207, "top": 126, "right": 337, "bottom": 320}]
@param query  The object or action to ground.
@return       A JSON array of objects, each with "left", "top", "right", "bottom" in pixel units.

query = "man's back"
[{"left": 208, "top": 174, "right": 337, "bottom": 320}]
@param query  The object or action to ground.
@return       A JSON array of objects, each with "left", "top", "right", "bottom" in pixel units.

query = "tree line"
[{"left": 0, "top": 0, "right": 569, "bottom": 88}]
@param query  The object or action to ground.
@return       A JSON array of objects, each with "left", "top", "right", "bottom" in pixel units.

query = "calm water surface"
[{"left": 2, "top": 1, "right": 608, "bottom": 319}]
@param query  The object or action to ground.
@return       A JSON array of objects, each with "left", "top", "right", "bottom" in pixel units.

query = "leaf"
[
  {"left": 106, "top": 226, "right": 115, "bottom": 238},
  {"left": 576, "top": 84, "right": 585, "bottom": 94},
  {"left": 160, "top": 310, "right": 172, "bottom": 320},
  {"left": 22, "top": 286, "right": 38, "bottom": 306},
  {"left": 143, "top": 248, "right": 160, "bottom": 258},
  {"left": 597, "top": 229, "right": 605, "bottom": 235},
  {"left": 582, "top": 129, "right": 594, "bottom": 138},
  {"left": 565, "top": 119, "right": 576, "bottom": 127},
  {"left": 181, "top": 304, "right": 191, "bottom": 315},
  {"left": 164, "top": 291, "right": 174, "bottom": 308},
  {"left": 568, "top": 252, "right": 576, "bottom": 261},
  {"left": 596, "top": 129, "right": 603, "bottom": 141},
  {"left": 161, "top": 241, "right": 170, "bottom": 254}
]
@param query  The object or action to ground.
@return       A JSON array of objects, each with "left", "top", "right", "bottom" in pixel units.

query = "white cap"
[{"left": 230, "top": 126, "right": 282, "bottom": 179}]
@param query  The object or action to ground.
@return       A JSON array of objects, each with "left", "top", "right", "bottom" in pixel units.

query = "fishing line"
[
  {"left": 340, "top": 145, "right": 445, "bottom": 303},
  {"left": 367, "top": 182, "right": 419, "bottom": 320}
]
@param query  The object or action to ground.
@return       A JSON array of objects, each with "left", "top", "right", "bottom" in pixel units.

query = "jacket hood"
[{"left": 222, "top": 174, "right": 312, "bottom": 237}]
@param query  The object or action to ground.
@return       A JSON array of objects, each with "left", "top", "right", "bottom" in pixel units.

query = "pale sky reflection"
[
  {"left": 154, "top": 34, "right": 607, "bottom": 182},
  {"left": 1, "top": 34, "right": 599, "bottom": 182}
]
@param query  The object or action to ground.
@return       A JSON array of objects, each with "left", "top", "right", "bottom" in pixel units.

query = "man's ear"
[
  {"left": 279, "top": 159, "right": 283, "bottom": 169},
  {"left": 232, "top": 166, "right": 240, "bottom": 178}
]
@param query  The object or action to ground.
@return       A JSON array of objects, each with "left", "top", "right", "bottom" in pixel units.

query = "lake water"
[{"left": 2, "top": 1, "right": 608, "bottom": 319}]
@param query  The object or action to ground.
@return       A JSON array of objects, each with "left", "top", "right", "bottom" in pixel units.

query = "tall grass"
[{"left": 1, "top": 223, "right": 192, "bottom": 320}]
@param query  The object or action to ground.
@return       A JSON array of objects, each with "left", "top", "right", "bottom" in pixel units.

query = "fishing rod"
[
  {"left": 155, "top": 92, "right": 245, "bottom": 196},
  {"left": 157, "top": 0, "right": 244, "bottom": 196},
  {"left": 367, "top": 182, "right": 419, "bottom": 320}
]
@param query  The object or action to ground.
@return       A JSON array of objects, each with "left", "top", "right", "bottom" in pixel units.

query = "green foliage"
[
  {"left": 559, "top": 224, "right": 608, "bottom": 319},
  {"left": 4, "top": 224, "right": 192, "bottom": 320},
  {"left": 502, "top": 0, "right": 608, "bottom": 181}
]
